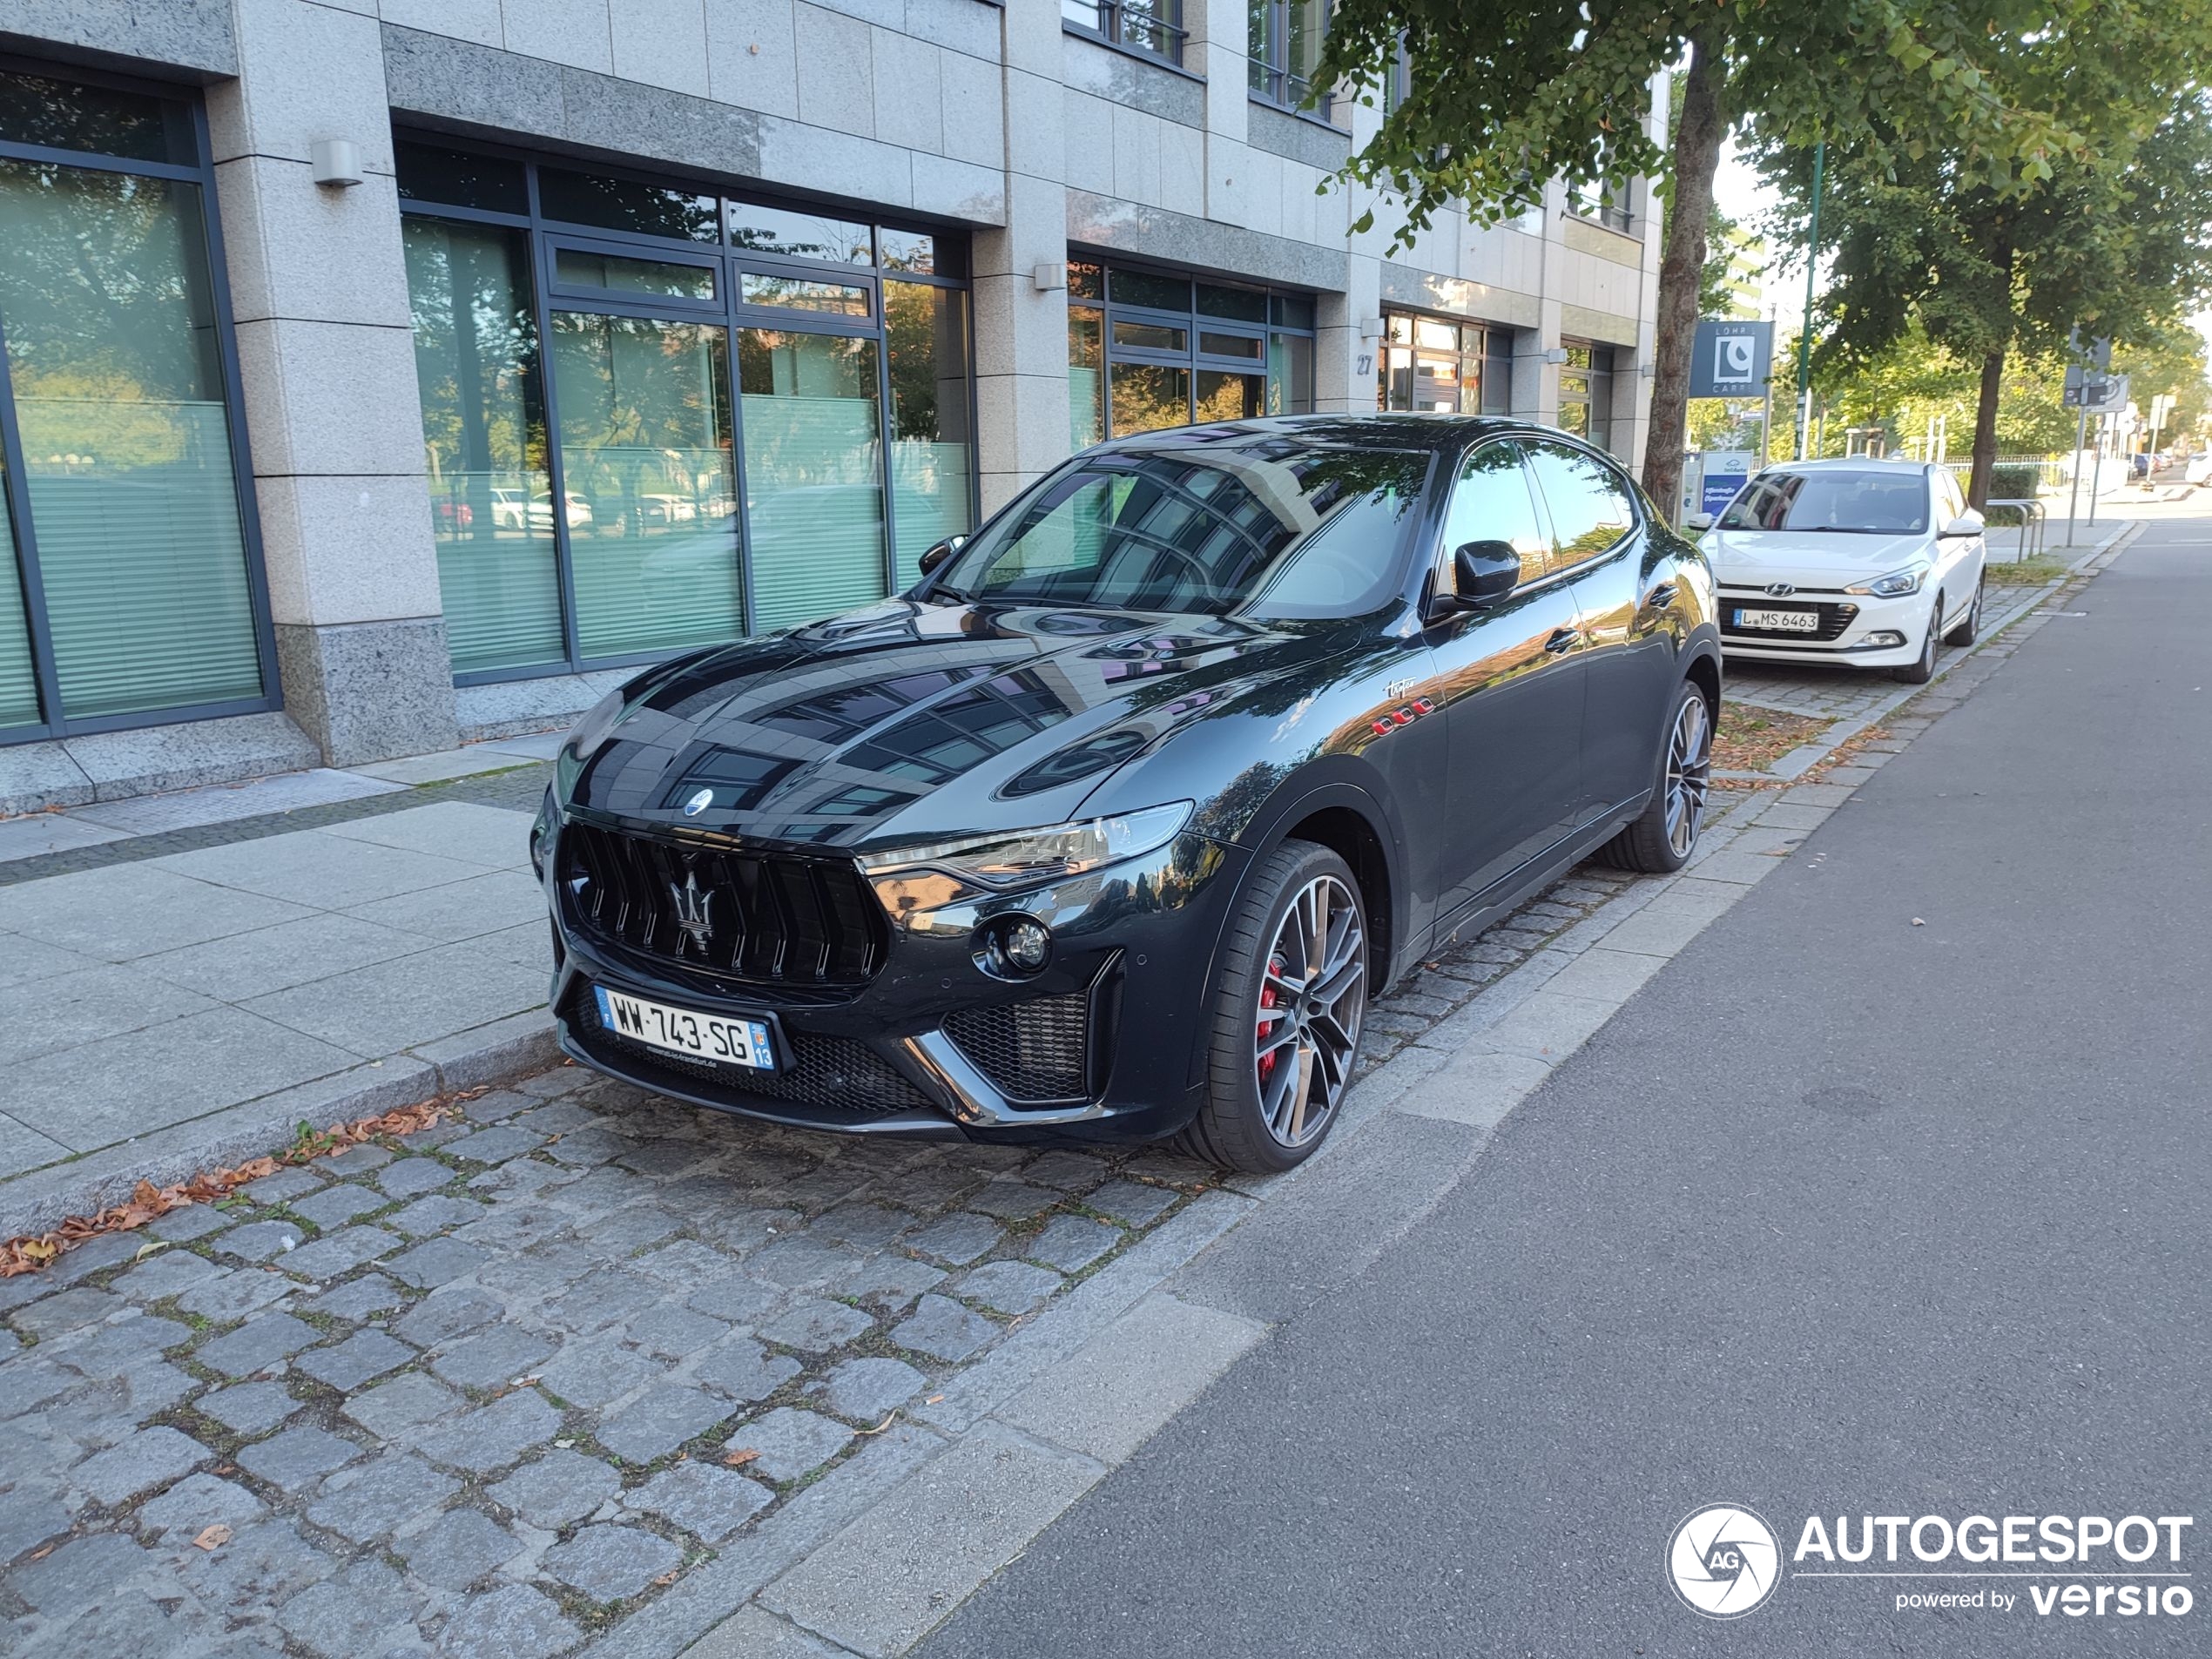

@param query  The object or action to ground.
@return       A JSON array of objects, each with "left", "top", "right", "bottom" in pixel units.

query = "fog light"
[
  {"left": 1002, "top": 917, "right": 1052, "bottom": 972},
  {"left": 1864, "top": 630, "right": 1905, "bottom": 648}
]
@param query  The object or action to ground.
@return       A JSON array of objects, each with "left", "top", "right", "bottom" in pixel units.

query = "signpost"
[
  {"left": 1689, "top": 320, "right": 1775, "bottom": 399},
  {"left": 2064, "top": 335, "right": 2117, "bottom": 546}
]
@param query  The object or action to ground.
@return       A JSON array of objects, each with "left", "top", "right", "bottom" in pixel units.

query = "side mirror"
[
  {"left": 1940, "top": 510, "right": 1985, "bottom": 538},
  {"left": 1440, "top": 540, "right": 1522, "bottom": 614},
  {"left": 917, "top": 534, "right": 966, "bottom": 575},
  {"left": 1683, "top": 511, "right": 1714, "bottom": 532}
]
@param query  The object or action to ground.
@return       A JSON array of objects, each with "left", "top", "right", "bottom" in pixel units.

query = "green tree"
[
  {"left": 1759, "top": 14, "right": 2212, "bottom": 505},
  {"left": 1318, "top": 2, "right": 2084, "bottom": 521}
]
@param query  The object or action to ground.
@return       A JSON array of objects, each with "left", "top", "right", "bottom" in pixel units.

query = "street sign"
[
  {"left": 1691, "top": 450, "right": 1753, "bottom": 520},
  {"left": 2063, "top": 370, "right": 2128, "bottom": 410},
  {"left": 1689, "top": 320, "right": 1774, "bottom": 398}
]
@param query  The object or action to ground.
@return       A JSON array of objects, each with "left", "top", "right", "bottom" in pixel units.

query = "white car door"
[{"left": 1930, "top": 470, "right": 1977, "bottom": 622}]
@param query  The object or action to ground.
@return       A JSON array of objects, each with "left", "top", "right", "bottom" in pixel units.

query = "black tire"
[
  {"left": 1943, "top": 574, "right": 1984, "bottom": 646},
  {"left": 1180, "top": 840, "right": 1367, "bottom": 1174},
  {"left": 1891, "top": 607, "right": 1939, "bottom": 683},
  {"left": 1596, "top": 680, "right": 1714, "bottom": 874}
]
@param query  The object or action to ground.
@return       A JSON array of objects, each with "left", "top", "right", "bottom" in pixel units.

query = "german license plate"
[
  {"left": 595, "top": 986, "right": 775, "bottom": 1070},
  {"left": 1734, "top": 606, "right": 1819, "bottom": 631}
]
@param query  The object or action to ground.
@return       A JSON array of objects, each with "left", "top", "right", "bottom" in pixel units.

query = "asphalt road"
[{"left": 916, "top": 512, "right": 2212, "bottom": 1657}]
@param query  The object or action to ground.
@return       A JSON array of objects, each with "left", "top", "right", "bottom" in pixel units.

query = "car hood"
[
  {"left": 560, "top": 597, "right": 1336, "bottom": 853},
  {"left": 1708, "top": 529, "right": 1932, "bottom": 586}
]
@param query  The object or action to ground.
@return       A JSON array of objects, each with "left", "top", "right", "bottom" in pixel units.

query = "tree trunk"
[
  {"left": 1965, "top": 239, "right": 2013, "bottom": 510},
  {"left": 1967, "top": 345, "right": 2005, "bottom": 509},
  {"left": 1642, "top": 30, "right": 1727, "bottom": 524}
]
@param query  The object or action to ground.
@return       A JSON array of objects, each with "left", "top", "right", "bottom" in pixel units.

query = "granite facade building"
[{"left": 0, "top": 0, "right": 1663, "bottom": 813}]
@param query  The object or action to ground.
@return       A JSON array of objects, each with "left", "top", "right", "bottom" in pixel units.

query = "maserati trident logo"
[
  {"left": 1764, "top": 581, "right": 1797, "bottom": 598},
  {"left": 669, "top": 869, "right": 714, "bottom": 954},
  {"left": 1668, "top": 1503, "right": 1783, "bottom": 1619},
  {"left": 683, "top": 787, "right": 714, "bottom": 817}
]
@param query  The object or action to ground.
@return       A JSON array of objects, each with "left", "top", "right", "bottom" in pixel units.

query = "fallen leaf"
[
  {"left": 26, "top": 1543, "right": 55, "bottom": 1562},
  {"left": 856, "top": 1412, "right": 898, "bottom": 1436},
  {"left": 723, "top": 1448, "right": 760, "bottom": 1468},
  {"left": 651, "top": 1570, "right": 680, "bottom": 1588},
  {"left": 192, "top": 1524, "right": 233, "bottom": 1551},
  {"left": 133, "top": 1239, "right": 168, "bottom": 1261}
]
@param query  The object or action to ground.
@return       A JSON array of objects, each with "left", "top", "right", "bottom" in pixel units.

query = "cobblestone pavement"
[{"left": 0, "top": 811, "right": 1725, "bottom": 1658}]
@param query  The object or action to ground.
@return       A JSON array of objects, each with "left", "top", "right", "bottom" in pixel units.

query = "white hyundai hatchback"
[{"left": 1695, "top": 460, "right": 1987, "bottom": 683}]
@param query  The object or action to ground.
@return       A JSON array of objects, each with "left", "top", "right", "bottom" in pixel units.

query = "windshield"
[
  {"left": 1721, "top": 470, "right": 1930, "bottom": 534},
  {"left": 932, "top": 437, "right": 1432, "bottom": 617}
]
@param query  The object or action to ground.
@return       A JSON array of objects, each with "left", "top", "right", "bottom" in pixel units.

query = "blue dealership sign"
[{"left": 1689, "top": 320, "right": 1773, "bottom": 399}]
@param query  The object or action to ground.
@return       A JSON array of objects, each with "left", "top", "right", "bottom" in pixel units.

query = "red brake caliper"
[{"left": 1258, "top": 953, "right": 1285, "bottom": 1080}]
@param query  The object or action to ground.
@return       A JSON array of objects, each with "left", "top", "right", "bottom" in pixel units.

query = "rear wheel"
[
  {"left": 1183, "top": 840, "right": 1367, "bottom": 1173},
  {"left": 1943, "top": 574, "right": 1984, "bottom": 646},
  {"left": 1596, "top": 681, "right": 1713, "bottom": 874}
]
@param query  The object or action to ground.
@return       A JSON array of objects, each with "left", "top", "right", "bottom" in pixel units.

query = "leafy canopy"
[{"left": 1318, "top": 1, "right": 2089, "bottom": 250}]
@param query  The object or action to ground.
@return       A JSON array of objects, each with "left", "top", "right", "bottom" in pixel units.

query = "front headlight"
[
  {"left": 860, "top": 801, "right": 1193, "bottom": 890},
  {"left": 1847, "top": 566, "right": 1926, "bottom": 598},
  {"left": 565, "top": 685, "right": 629, "bottom": 762}
]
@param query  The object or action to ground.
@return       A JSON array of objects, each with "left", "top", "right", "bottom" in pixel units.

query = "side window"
[
  {"left": 1439, "top": 441, "right": 1552, "bottom": 587},
  {"left": 1524, "top": 440, "right": 1635, "bottom": 570},
  {"left": 1936, "top": 471, "right": 1966, "bottom": 522}
]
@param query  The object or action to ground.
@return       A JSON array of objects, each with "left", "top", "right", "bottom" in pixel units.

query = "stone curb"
[{"left": 0, "top": 1010, "right": 558, "bottom": 1238}]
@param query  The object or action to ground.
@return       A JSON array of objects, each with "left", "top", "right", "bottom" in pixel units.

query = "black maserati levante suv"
[{"left": 534, "top": 415, "right": 1719, "bottom": 1172}]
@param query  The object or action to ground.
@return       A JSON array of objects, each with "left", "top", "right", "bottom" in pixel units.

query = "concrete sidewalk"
[{"left": 1, "top": 769, "right": 560, "bottom": 1237}]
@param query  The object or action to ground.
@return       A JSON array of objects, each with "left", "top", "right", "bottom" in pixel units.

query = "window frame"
[
  {"left": 1249, "top": 0, "right": 1337, "bottom": 122},
  {"left": 1062, "top": 1, "right": 1189, "bottom": 69},
  {"left": 1068, "top": 257, "right": 1320, "bottom": 442},
  {"left": 0, "top": 55, "right": 280, "bottom": 748},
  {"left": 1377, "top": 309, "right": 1511, "bottom": 416},
  {"left": 396, "top": 132, "right": 978, "bottom": 689}
]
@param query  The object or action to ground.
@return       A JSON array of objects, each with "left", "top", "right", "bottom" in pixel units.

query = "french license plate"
[
  {"left": 594, "top": 986, "right": 776, "bottom": 1070},
  {"left": 1734, "top": 606, "right": 1820, "bottom": 632}
]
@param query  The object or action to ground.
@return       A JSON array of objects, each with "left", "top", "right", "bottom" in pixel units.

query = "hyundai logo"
[
  {"left": 1764, "top": 582, "right": 1797, "bottom": 598},
  {"left": 682, "top": 788, "right": 714, "bottom": 817}
]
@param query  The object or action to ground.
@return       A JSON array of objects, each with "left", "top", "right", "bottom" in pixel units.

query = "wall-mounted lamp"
[
  {"left": 1541, "top": 347, "right": 1569, "bottom": 365},
  {"left": 311, "top": 138, "right": 363, "bottom": 187},
  {"left": 1358, "top": 317, "right": 1385, "bottom": 341},
  {"left": 1639, "top": 361, "right": 1657, "bottom": 379},
  {"left": 1031, "top": 261, "right": 1067, "bottom": 292}
]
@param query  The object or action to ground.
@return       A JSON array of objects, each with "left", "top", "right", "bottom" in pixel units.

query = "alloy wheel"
[
  {"left": 1664, "top": 693, "right": 1713, "bottom": 859},
  {"left": 1253, "top": 874, "right": 1366, "bottom": 1148}
]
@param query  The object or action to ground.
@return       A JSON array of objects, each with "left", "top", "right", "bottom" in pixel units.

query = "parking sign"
[{"left": 1689, "top": 321, "right": 1773, "bottom": 399}]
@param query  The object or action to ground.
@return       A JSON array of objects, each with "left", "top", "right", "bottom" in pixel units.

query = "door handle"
[
  {"left": 1543, "top": 626, "right": 1578, "bottom": 655},
  {"left": 1642, "top": 583, "right": 1678, "bottom": 610}
]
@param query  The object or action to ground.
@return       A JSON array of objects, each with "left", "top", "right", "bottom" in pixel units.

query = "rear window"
[{"left": 1722, "top": 470, "right": 1929, "bottom": 534}]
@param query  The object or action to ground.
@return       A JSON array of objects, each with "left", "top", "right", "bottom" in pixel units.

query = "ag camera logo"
[{"left": 1669, "top": 1503, "right": 1783, "bottom": 1618}]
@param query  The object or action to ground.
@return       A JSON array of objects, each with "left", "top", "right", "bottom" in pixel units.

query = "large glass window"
[
  {"left": 885, "top": 280, "right": 972, "bottom": 587},
  {"left": 1378, "top": 312, "right": 1508, "bottom": 415},
  {"left": 739, "top": 328, "right": 885, "bottom": 632},
  {"left": 1250, "top": 0, "right": 1333, "bottom": 115},
  {"left": 404, "top": 219, "right": 561, "bottom": 675},
  {"left": 553, "top": 312, "right": 739, "bottom": 658},
  {"left": 398, "top": 138, "right": 974, "bottom": 681},
  {"left": 1063, "top": 2, "right": 1187, "bottom": 65},
  {"left": 1559, "top": 342, "right": 1616, "bottom": 453},
  {"left": 1068, "top": 260, "right": 1317, "bottom": 445},
  {"left": 0, "top": 67, "right": 270, "bottom": 741}
]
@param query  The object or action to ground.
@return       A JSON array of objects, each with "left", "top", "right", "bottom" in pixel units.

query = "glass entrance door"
[{"left": 549, "top": 307, "right": 740, "bottom": 658}]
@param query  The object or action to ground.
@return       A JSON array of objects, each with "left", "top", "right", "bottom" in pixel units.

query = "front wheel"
[
  {"left": 1596, "top": 681, "right": 1713, "bottom": 874},
  {"left": 1183, "top": 840, "right": 1368, "bottom": 1173},
  {"left": 1891, "top": 606, "right": 1940, "bottom": 683}
]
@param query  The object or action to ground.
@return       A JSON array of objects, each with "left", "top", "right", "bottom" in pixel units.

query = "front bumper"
[
  {"left": 1716, "top": 587, "right": 1932, "bottom": 669},
  {"left": 543, "top": 806, "right": 1244, "bottom": 1145}
]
